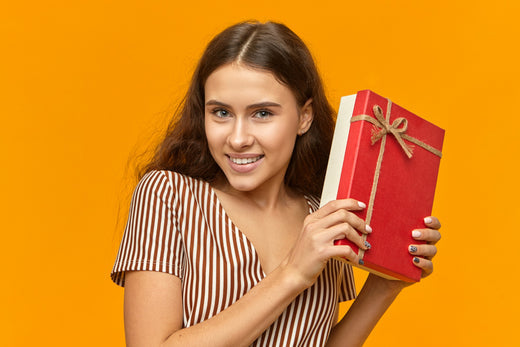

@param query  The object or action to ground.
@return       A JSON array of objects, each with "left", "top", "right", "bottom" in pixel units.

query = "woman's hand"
[
  {"left": 362, "top": 215, "right": 442, "bottom": 294},
  {"left": 408, "top": 216, "right": 442, "bottom": 278},
  {"left": 283, "top": 199, "right": 371, "bottom": 289}
]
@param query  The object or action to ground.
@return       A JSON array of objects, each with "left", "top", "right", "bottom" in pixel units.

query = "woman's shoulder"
[
  {"left": 138, "top": 170, "right": 203, "bottom": 186},
  {"left": 135, "top": 170, "right": 173, "bottom": 191},
  {"left": 135, "top": 170, "right": 209, "bottom": 200}
]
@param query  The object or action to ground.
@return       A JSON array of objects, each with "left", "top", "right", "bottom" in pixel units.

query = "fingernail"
[
  {"left": 358, "top": 201, "right": 367, "bottom": 209},
  {"left": 359, "top": 259, "right": 364, "bottom": 265},
  {"left": 409, "top": 245, "right": 417, "bottom": 253},
  {"left": 413, "top": 257, "right": 420, "bottom": 264},
  {"left": 364, "top": 240, "right": 372, "bottom": 250},
  {"left": 412, "top": 230, "right": 422, "bottom": 238},
  {"left": 365, "top": 224, "right": 373, "bottom": 233},
  {"left": 424, "top": 217, "right": 433, "bottom": 224}
]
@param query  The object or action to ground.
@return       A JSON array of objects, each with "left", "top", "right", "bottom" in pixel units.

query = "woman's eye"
[
  {"left": 254, "top": 110, "right": 273, "bottom": 119},
  {"left": 213, "top": 109, "right": 230, "bottom": 118}
]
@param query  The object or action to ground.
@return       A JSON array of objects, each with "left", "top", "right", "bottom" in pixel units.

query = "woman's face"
[{"left": 204, "top": 63, "right": 313, "bottom": 194}]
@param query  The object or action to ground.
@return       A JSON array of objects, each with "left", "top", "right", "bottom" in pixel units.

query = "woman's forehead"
[{"left": 204, "top": 63, "right": 297, "bottom": 108}]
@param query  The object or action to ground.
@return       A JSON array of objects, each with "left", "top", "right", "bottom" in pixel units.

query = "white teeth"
[{"left": 229, "top": 156, "right": 262, "bottom": 165}]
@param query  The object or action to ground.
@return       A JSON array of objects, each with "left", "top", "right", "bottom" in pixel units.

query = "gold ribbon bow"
[
  {"left": 370, "top": 105, "right": 413, "bottom": 158},
  {"left": 351, "top": 100, "right": 443, "bottom": 159}
]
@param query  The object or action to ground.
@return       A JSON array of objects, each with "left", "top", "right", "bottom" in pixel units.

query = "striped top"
[{"left": 111, "top": 170, "right": 356, "bottom": 346}]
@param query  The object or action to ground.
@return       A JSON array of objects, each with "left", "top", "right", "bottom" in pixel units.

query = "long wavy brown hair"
[{"left": 139, "top": 21, "right": 335, "bottom": 197}]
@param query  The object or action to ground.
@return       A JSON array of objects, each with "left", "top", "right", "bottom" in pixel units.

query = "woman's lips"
[
  {"left": 226, "top": 155, "right": 264, "bottom": 173},
  {"left": 228, "top": 155, "right": 263, "bottom": 164}
]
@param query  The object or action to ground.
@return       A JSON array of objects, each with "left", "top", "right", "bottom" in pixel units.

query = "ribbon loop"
[{"left": 370, "top": 104, "right": 414, "bottom": 158}]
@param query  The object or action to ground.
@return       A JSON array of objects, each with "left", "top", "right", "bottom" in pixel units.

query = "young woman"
[{"left": 111, "top": 21, "right": 441, "bottom": 347}]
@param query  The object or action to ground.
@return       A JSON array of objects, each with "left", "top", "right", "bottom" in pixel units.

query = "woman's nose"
[{"left": 228, "top": 118, "right": 254, "bottom": 149}]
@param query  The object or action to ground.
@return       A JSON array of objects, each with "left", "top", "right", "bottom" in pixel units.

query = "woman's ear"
[{"left": 298, "top": 98, "right": 314, "bottom": 136}]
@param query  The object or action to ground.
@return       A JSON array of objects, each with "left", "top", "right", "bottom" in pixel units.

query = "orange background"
[{"left": 2, "top": 1, "right": 519, "bottom": 346}]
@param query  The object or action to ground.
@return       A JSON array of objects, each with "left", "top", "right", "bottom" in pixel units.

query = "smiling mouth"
[{"left": 228, "top": 155, "right": 264, "bottom": 165}]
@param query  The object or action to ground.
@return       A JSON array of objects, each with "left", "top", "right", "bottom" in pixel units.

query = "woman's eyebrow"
[
  {"left": 246, "top": 101, "right": 282, "bottom": 109},
  {"left": 205, "top": 99, "right": 282, "bottom": 109},
  {"left": 205, "top": 100, "right": 230, "bottom": 108}
]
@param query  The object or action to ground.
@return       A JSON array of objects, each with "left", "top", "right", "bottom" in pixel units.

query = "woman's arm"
[
  {"left": 326, "top": 274, "right": 402, "bottom": 347},
  {"left": 124, "top": 264, "right": 305, "bottom": 347},
  {"left": 326, "top": 216, "right": 442, "bottom": 347},
  {"left": 124, "top": 199, "right": 371, "bottom": 347}
]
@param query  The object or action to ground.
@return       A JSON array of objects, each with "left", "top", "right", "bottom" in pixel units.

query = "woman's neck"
[{"left": 211, "top": 175, "right": 300, "bottom": 212}]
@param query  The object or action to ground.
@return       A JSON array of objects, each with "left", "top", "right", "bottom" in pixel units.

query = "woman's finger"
[
  {"left": 312, "top": 199, "right": 366, "bottom": 220},
  {"left": 329, "top": 223, "right": 370, "bottom": 251},
  {"left": 330, "top": 245, "right": 361, "bottom": 264},
  {"left": 306, "top": 203, "right": 370, "bottom": 237},
  {"left": 412, "top": 256, "right": 434, "bottom": 278},
  {"left": 408, "top": 244, "right": 437, "bottom": 259},
  {"left": 423, "top": 216, "right": 441, "bottom": 230},
  {"left": 326, "top": 208, "right": 371, "bottom": 235},
  {"left": 306, "top": 218, "right": 369, "bottom": 252},
  {"left": 412, "top": 228, "right": 441, "bottom": 244}
]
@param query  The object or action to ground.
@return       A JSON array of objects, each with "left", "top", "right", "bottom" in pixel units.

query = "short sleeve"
[
  {"left": 338, "top": 261, "right": 356, "bottom": 302},
  {"left": 111, "top": 170, "right": 184, "bottom": 287}
]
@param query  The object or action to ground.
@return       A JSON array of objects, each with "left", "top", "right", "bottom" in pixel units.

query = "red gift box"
[{"left": 320, "top": 90, "right": 445, "bottom": 282}]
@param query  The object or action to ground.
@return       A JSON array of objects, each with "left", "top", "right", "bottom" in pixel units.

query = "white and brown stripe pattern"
[{"left": 112, "top": 170, "right": 356, "bottom": 346}]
